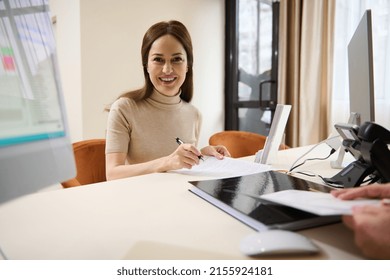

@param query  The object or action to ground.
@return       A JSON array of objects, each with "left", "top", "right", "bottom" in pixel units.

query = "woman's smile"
[{"left": 159, "top": 76, "right": 177, "bottom": 83}]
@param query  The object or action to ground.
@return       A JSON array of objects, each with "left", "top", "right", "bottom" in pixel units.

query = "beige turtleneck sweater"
[{"left": 105, "top": 90, "right": 201, "bottom": 164}]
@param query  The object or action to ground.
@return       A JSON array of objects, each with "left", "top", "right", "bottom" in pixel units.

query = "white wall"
[
  {"left": 51, "top": 0, "right": 225, "bottom": 148},
  {"left": 49, "top": 0, "right": 82, "bottom": 141}
]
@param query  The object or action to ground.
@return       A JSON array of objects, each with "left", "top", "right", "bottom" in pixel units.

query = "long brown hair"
[{"left": 119, "top": 20, "right": 194, "bottom": 103}]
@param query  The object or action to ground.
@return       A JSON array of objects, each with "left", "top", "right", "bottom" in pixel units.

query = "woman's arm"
[{"left": 105, "top": 143, "right": 202, "bottom": 180}]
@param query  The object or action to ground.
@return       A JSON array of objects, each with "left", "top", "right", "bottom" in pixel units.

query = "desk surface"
[{"left": 0, "top": 145, "right": 364, "bottom": 260}]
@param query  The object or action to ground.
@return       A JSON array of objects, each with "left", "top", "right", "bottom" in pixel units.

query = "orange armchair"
[
  {"left": 209, "top": 130, "right": 288, "bottom": 158},
  {"left": 61, "top": 139, "right": 106, "bottom": 188}
]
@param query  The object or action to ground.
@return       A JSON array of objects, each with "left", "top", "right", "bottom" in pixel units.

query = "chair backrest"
[
  {"left": 61, "top": 139, "right": 106, "bottom": 188},
  {"left": 209, "top": 130, "right": 288, "bottom": 158}
]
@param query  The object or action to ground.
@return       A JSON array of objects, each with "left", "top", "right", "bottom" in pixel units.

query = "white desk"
[{"left": 0, "top": 145, "right": 364, "bottom": 260}]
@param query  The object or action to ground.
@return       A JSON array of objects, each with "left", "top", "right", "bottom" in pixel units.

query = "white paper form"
[
  {"left": 170, "top": 156, "right": 271, "bottom": 178},
  {"left": 261, "top": 189, "right": 382, "bottom": 216}
]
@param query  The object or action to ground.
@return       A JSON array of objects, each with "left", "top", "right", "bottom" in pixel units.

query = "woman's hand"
[
  {"left": 106, "top": 144, "right": 203, "bottom": 179},
  {"left": 201, "top": 145, "right": 231, "bottom": 159},
  {"left": 106, "top": 144, "right": 232, "bottom": 179},
  {"left": 164, "top": 143, "right": 202, "bottom": 170},
  {"left": 162, "top": 144, "right": 231, "bottom": 172}
]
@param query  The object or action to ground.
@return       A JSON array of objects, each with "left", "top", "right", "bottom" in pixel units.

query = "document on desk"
[
  {"left": 260, "top": 189, "right": 382, "bottom": 216},
  {"left": 170, "top": 156, "right": 271, "bottom": 178}
]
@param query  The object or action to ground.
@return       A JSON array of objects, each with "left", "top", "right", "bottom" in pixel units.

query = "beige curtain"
[{"left": 278, "top": 0, "right": 335, "bottom": 147}]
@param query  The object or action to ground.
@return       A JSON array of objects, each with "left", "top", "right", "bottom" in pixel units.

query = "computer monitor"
[
  {"left": 0, "top": 0, "right": 75, "bottom": 204},
  {"left": 348, "top": 9, "right": 375, "bottom": 125}
]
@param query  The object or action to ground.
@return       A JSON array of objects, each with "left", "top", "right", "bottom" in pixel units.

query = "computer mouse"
[{"left": 240, "top": 229, "right": 319, "bottom": 256}]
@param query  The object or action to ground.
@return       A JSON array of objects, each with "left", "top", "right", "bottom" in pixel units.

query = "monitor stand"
[{"left": 330, "top": 112, "right": 361, "bottom": 169}]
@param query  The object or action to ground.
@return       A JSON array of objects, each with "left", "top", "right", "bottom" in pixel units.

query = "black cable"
[
  {"left": 294, "top": 170, "right": 380, "bottom": 188},
  {"left": 292, "top": 171, "right": 344, "bottom": 188},
  {"left": 289, "top": 148, "right": 336, "bottom": 173}
]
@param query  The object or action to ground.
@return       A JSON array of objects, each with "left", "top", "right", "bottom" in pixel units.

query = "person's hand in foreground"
[{"left": 332, "top": 183, "right": 390, "bottom": 259}]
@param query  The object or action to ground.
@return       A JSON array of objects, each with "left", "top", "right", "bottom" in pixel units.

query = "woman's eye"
[
  {"left": 172, "top": 57, "right": 184, "bottom": 63},
  {"left": 153, "top": 57, "right": 164, "bottom": 63}
]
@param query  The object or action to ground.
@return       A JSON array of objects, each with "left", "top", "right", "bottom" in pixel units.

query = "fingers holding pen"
[
  {"left": 181, "top": 143, "right": 202, "bottom": 161},
  {"left": 175, "top": 137, "right": 203, "bottom": 161},
  {"left": 165, "top": 141, "right": 201, "bottom": 170}
]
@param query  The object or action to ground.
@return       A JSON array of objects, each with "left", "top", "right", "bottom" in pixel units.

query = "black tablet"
[{"left": 189, "top": 171, "right": 340, "bottom": 231}]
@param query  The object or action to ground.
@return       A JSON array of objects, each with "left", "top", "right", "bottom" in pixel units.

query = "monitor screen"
[
  {"left": 0, "top": 0, "right": 75, "bottom": 204},
  {"left": 348, "top": 9, "right": 375, "bottom": 125}
]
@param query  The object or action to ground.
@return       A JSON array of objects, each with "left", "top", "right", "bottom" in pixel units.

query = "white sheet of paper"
[
  {"left": 261, "top": 189, "right": 382, "bottom": 216},
  {"left": 170, "top": 156, "right": 271, "bottom": 178}
]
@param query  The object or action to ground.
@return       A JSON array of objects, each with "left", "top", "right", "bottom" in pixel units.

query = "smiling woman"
[
  {"left": 147, "top": 35, "right": 188, "bottom": 97},
  {"left": 104, "top": 20, "right": 231, "bottom": 181}
]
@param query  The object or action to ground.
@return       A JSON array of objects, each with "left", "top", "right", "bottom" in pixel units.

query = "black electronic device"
[
  {"left": 325, "top": 122, "right": 390, "bottom": 187},
  {"left": 189, "top": 171, "right": 340, "bottom": 231}
]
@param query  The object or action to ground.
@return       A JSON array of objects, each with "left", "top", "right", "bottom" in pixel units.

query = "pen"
[{"left": 175, "top": 137, "right": 204, "bottom": 161}]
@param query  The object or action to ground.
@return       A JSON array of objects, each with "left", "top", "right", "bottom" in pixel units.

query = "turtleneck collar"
[{"left": 147, "top": 88, "right": 183, "bottom": 109}]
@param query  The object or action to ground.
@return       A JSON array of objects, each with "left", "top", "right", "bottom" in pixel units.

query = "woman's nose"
[{"left": 163, "top": 62, "right": 173, "bottom": 74}]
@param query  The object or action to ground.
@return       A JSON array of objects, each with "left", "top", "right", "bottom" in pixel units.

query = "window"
[{"left": 225, "top": 0, "right": 279, "bottom": 135}]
